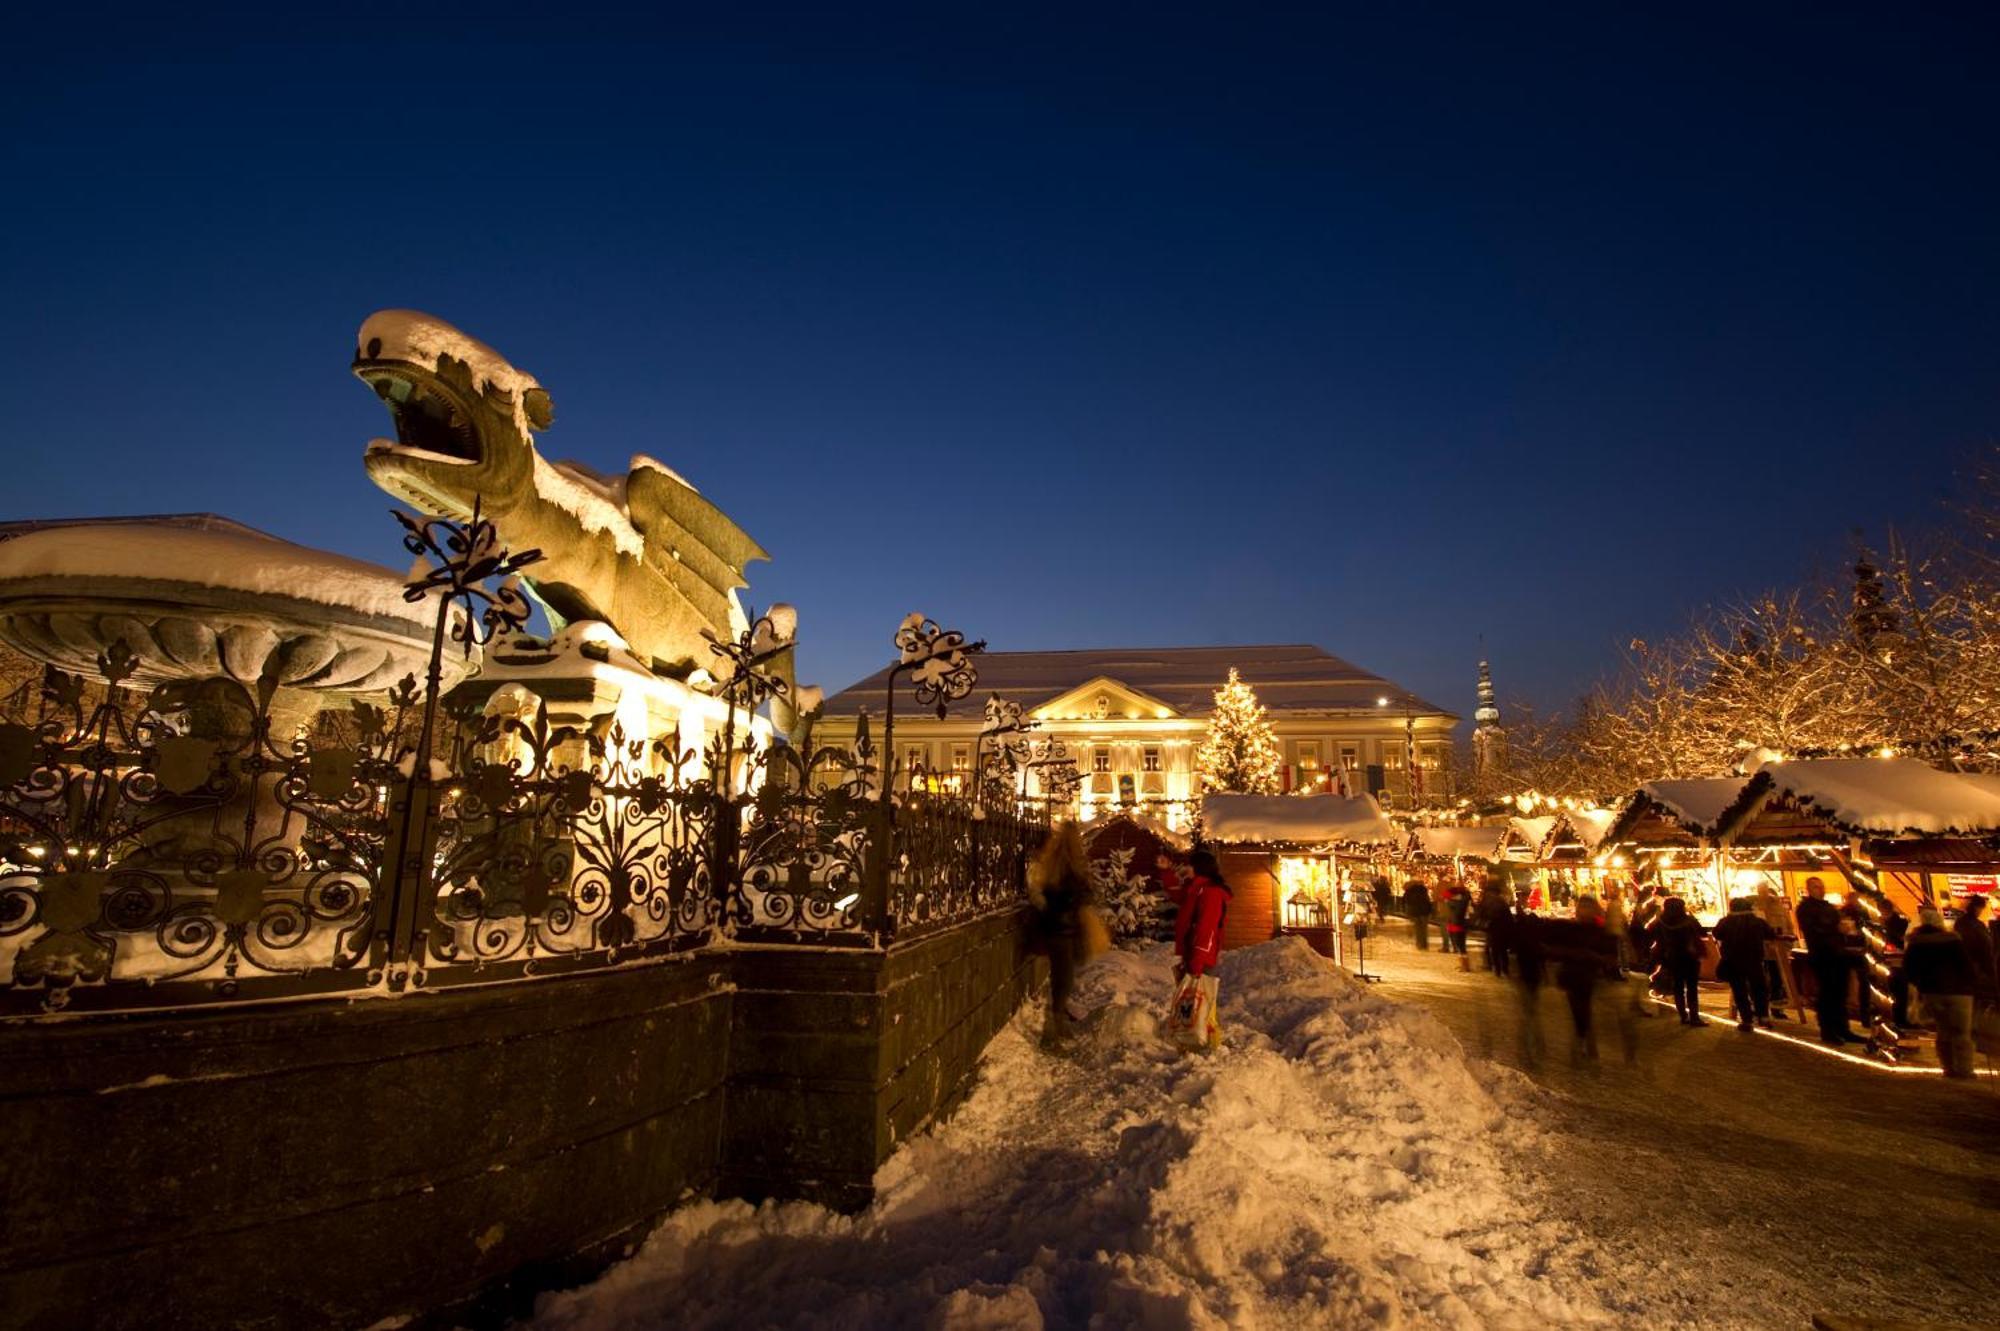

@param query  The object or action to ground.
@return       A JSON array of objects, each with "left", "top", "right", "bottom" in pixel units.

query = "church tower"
[{"left": 1472, "top": 659, "right": 1506, "bottom": 780}]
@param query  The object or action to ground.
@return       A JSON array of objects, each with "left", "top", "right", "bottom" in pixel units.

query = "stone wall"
[
  {"left": 0, "top": 909, "right": 1038, "bottom": 1330},
  {"left": 725, "top": 908, "right": 1042, "bottom": 1209}
]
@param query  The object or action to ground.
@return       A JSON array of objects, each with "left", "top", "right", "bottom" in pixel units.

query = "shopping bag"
[
  {"left": 1167, "top": 972, "right": 1222, "bottom": 1050},
  {"left": 1077, "top": 904, "right": 1112, "bottom": 962}
]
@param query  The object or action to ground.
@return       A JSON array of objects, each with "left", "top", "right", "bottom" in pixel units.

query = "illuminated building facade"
[{"left": 813, "top": 644, "right": 1456, "bottom": 826}]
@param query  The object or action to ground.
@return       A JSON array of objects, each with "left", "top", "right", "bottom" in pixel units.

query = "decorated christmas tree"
[{"left": 1194, "top": 668, "right": 1283, "bottom": 794}]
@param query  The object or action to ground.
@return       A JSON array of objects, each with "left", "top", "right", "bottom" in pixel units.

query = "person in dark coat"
[
  {"left": 1544, "top": 895, "right": 1617, "bottom": 1064},
  {"left": 1711, "top": 897, "right": 1777, "bottom": 1031},
  {"left": 1479, "top": 880, "right": 1513, "bottom": 977},
  {"left": 1371, "top": 876, "right": 1394, "bottom": 923},
  {"left": 1838, "top": 892, "right": 1876, "bottom": 1026},
  {"left": 1954, "top": 895, "right": 1998, "bottom": 1007},
  {"left": 1507, "top": 896, "right": 1548, "bottom": 1064},
  {"left": 1795, "top": 877, "right": 1855, "bottom": 1045},
  {"left": 1904, "top": 907, "right": 1977, "bottom": 1078},
  {"left": 1441, "top": 882, "right": 1472, "bottom": 960},
  {"left": 1028, "top": 822, "right": 1092, "bottom": 1046},
  {"left": 1402, "top": 879, "right": 1434, "bottom": 951},
  {"left": 1655, "top": 897, "right": 1709, "bottom": 1026}
]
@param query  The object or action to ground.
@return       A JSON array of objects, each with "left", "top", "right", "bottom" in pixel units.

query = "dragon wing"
[{"left": 623, "top": 455, "right": 770, "bottom": 634}]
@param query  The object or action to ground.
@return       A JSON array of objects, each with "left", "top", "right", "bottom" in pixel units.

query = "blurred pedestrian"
[
  {"left": 1903, "top": 906, "right": 1977, "bottom": 1078},
  {"left": 1442, "top": 881, "right": 1472, "bottom": 967},
  {"left": 1655, "top": 897, "right": 1708, "bottom": 1027},
  {"left": 1479, "top": 880, "right": 1513, "bottom": 977},
  {"left": 1838, "top": 890, "right": 1876, "bottom": 1027},
  {"left": 1509, "top": 903, "right": 1548, "bottom": 1066},
  {"left": 1402, "top": 878, "right": 1434, "bottom": 951},
  {"left": 1371, "top": 875, "right": 1394, "bottom": 922},
  {"left": 1712, "top": 897, "right": 1777, "bottom": 1031},
  {"left": 1795, "top": 877, "right": 1855, "bottom": 1046},
  {"left": 1547, "top": 895, "right": 1617, "bottom": 1065},
  {"left": 1954, "top": 895, "right": 1998, "bottom": 1007},
  {"left": 1028, "top": 822, "right": 1093, "bottom": 1047}
]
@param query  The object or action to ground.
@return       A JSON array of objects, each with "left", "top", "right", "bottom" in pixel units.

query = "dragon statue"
[{"left": 352, "top": 309, "right": 774, "bottom": 683}]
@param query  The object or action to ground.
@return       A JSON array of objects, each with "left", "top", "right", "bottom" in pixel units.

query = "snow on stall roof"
[
  {"left": 0, "top": 521, "right": 433, "bottom": 625},
  {"left": 1508, "top": 815, "right": 1558, "bottom": 850},
  {"left": 1637, "top": 777, "right": 1751, "bottom": 834},
  {"left": 1201, "top": 793, "right": 1395, "bottom": 845},
  {"left": 1743, "top": 758, "right": 2000, "bottom": 837},
  {"left": 1411, "top": 824, "right": 1508, "bottom": 860},
  {"left": 1550, "top": 807, "right": 1617, "bottom": 851}
]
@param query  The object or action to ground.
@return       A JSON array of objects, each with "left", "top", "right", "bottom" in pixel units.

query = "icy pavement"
[
  {"left": 516, "top": 934, "right": 1974, "bottom": 1331},
  {"left": 1361, "top": 922, "right": 2000, "bottom": 1330}
]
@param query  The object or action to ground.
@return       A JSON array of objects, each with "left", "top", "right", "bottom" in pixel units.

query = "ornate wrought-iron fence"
[{"left": 0, "top": 514, "right": 1045, "bottom": 1015}]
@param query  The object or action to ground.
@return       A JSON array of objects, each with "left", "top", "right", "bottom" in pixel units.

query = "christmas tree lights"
[{"left": 1194, "top": 668, "right": 1283, "bottom": 795}]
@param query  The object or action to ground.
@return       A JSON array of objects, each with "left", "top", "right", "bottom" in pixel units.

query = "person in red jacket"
[
  {"left": 1159, "top": 849, "right": 1232, "bottom": 979},
  {"left": 1158, "top": 848, "right": 1233, "bottom": 1048}
]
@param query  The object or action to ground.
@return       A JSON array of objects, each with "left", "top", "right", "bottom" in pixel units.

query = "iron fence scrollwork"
[{"left": 0, "top": 517, "right": 1043, "bottom": 1014}]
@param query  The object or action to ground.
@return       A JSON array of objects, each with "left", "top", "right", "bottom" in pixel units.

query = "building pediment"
[{"left": 1030, "top": 675, "right": 1181, "bottom": 722}]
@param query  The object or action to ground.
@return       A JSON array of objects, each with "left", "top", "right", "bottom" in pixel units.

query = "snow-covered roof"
[
  {"left": 1507, "top": 815, "right": 1558, "bottom": 857},
  {"left": 1202, "top": 793, "right": 1396, "bottom": 846},
  {"left": 0, "top": 521, "right": 433, "bottom": 626},
  {"left": 1536, "top": 803, "right": 1616, "bottom": 855},
  {"left": 1602, "top": 778, "right": 1746, "bottom": 848},
  {"left": 1722, "top": 758, "right": 2000, "bottom": 840},
  {"left": 821, "top": 644, "right": 1454, "bottom": 721},
  {"left": 1634, "top": 778, "right": 1751, "bottom": 836},
  {"left": 1409, "top": 824, "right": 1509, "bottom": 861}
]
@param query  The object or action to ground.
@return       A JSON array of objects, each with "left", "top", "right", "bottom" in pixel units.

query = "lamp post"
[{"left": 1376, "top": 691, "right": 1422, "bottom": 812}]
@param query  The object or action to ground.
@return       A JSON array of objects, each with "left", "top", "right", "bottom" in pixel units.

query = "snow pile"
[
  {"left": 0, "top": 522, "right": 433, "bottom": 625},
  {"left": 1749, "top": 758, "right": 2000, "bottom": 836},
  {"left": 525, "top": 939, "right": 1658, "bottom": 1330},
  {"left": 1202, "top": 793, "right": 1396, "bottom": 846}
]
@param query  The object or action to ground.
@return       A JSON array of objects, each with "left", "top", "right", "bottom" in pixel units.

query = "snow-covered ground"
[{"left": 521, "top": 937, "right": 1846, "bottom": 1330}]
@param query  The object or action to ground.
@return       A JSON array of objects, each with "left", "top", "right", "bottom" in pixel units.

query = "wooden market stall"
[
  {"left": 1200, "top": 792, "right": 1398, "bottom": 963},
  {"left": 1714, "top": 758, "right": 2000, "bottom": 919},
  {"left": 1599, "top": 777, "right": 1762, "bottom": 920},
  {"left": 1531, "top": 807, "right": 1619, "bottom": 906},
  {"left": 1705, "top": 759, "right": 2000, "bottom": 1042}
]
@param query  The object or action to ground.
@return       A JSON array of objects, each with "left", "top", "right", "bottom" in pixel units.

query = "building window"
[
  {"left": 904, "top": 744, "right": 927, "bottom": 773},
  {"left": 1142, "top": 747, "right": 1161, "bottom": 773},
  {"left": 1092, "top": 747, "right": 1111, "bottom": 774},
  {"left": 1297, "top": 742, "right": 1320, "bottom": 770},
  {"left": 950, "top": 743, "right": 970, "bottom": 772}
]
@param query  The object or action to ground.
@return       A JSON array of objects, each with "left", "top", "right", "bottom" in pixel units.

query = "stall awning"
[{"left": 1202, "top": 793, "right": 1397, "bottom": 846}]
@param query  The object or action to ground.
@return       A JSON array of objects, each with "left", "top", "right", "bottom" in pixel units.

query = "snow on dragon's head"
[{"left": 354, "top": 309, "right": 550, "bottom": 520}]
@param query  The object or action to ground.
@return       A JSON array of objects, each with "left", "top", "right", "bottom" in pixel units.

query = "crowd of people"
[
  {"left": 1023, "top": 823, "right": 1997, "bottom": 1079},
  {"left": 1372, "top": 871, "right": 1999, "bottom": 1078}
]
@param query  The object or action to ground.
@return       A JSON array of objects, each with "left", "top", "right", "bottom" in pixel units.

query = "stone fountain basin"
[{"left": 0, "top": 520, "right": 472, "bottom": 692}]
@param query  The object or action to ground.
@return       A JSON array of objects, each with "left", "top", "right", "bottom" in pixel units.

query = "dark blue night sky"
[{"left": 4, "top": 4, "right": 1995, "bottom": 719}]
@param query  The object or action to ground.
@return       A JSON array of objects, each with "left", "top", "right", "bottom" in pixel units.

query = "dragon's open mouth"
[{"left": 358, "top": 365, "right": 482, "bottom": 464}]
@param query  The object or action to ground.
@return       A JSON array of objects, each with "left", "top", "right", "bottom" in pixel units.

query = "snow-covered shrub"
[{"left": 1090, "top": 846, "right": 1175, "bottom": 942}]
